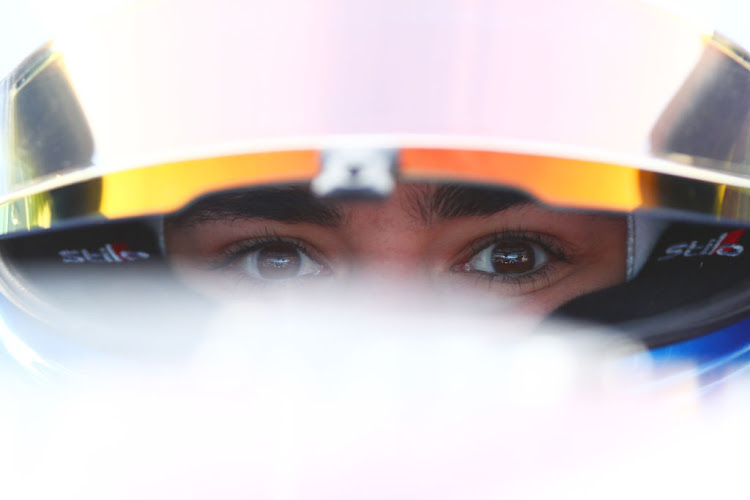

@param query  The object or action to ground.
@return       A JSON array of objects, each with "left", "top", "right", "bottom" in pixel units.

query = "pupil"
[
  {"left": 257, "top": 244, "right": 302, "bottom": 279},
  {"left": 491, "top": 242, "right": 534, "bottom": 274}
]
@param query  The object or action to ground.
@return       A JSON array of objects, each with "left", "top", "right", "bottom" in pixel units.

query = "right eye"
[
  {"left": 228, "top": 241, "right": 329, "bottom": 282},
  {"left": 465, "top": 240, "right": 549, "bottom": 276}
]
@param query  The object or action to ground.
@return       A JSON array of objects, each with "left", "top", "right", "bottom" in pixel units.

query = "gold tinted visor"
[{"left": 3, "top": 144, "right": 750, "bottom": 236}]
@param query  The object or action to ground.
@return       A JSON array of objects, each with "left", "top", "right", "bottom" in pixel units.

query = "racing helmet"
[{"left": 0, "top": 0, "right": 749, "bottom": 379}]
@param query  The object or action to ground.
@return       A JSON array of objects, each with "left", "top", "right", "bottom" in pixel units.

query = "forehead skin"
[{"left": 165, "top": 184, "right": 627, "bottom": 314}]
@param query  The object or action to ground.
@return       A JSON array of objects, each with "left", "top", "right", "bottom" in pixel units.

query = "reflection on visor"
[{"left": 1, "top": 147, "right": 750, "bottom": 237}]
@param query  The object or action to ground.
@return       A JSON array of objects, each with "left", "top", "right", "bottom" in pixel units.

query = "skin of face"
[{"left": 165, "top": 183, "right": 627, "bottom": 315}]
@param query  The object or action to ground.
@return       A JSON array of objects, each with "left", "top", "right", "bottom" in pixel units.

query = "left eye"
[
  {"left": 456, "top": 241, "right": 549, "bottom": 276},
  {"left": 233, "top": 243, "right": 325, "bottom": 281}
]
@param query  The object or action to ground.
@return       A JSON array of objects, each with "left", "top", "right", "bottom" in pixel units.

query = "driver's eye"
[
  {"left": 230, "top": 242, "right": 327, "bottom": 281},
  {"left": 468, "top": 241, "right": 548, "bottom": 275},
  {"left": 451, "top": 237, "right": 556, "bottom": 282},
  {"left": 209, "top": 231, "right": 565, "bottom": 294}
]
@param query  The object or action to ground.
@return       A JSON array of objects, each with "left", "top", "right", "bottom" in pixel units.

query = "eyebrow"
[
  {"left": 167, "top": 184, "right": 531, "bottom": 227},
  {"left": 168, "top": 186, "right": 345, "bottom": 227},
  {"left": 418, "top": 185, "right": 531, "bottom": 224}
]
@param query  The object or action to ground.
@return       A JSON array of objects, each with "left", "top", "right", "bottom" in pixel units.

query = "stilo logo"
[
  {"left": 59, "top": 242, "right": 151, "bottom": 264},
  {"left": 658, "top": 229, "right": 745, "bottom": 261}
]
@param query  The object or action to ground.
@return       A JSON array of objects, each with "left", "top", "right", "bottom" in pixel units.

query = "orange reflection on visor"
[
  {"left": 91, "top": 147, "right": 645, "bottom": 223},
  {"left": 400, "top": 149, "right": 643, "bottom": 212},
  {"left": 100, "top": 150, "right": 319, "bottom": 219}
]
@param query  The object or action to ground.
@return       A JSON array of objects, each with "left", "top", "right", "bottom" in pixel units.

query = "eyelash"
[{"left": 209, "top": 231, "right": 317, "bottom": 269}]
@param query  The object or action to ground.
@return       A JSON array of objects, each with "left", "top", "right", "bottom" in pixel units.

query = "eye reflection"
[
  {"left": 256, "top": 244, "right": 302, "bottom": 279},
  {"left": 463, "top": 240, "right": 549, "bottom": 276},
  {"left": 491, "top": 243, "right": 535, "bottom": 273},
  {"left": 233, "top": 242, "right": 325, "bottom": 281}
]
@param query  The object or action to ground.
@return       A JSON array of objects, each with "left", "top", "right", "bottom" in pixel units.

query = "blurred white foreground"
[{"left": 0, "top": 288, "right": 749, "bottom": 499}]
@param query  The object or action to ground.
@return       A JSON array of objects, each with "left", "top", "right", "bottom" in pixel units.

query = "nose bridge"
[
  {"left": 343, "top": 198, "right": 431, "bottom": 280},
  {"left": 350, "top": 231, "right": 427, "bottom": 280},
  {"left": 354, "top": 256, "right": 424, "bottom": 282}
]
